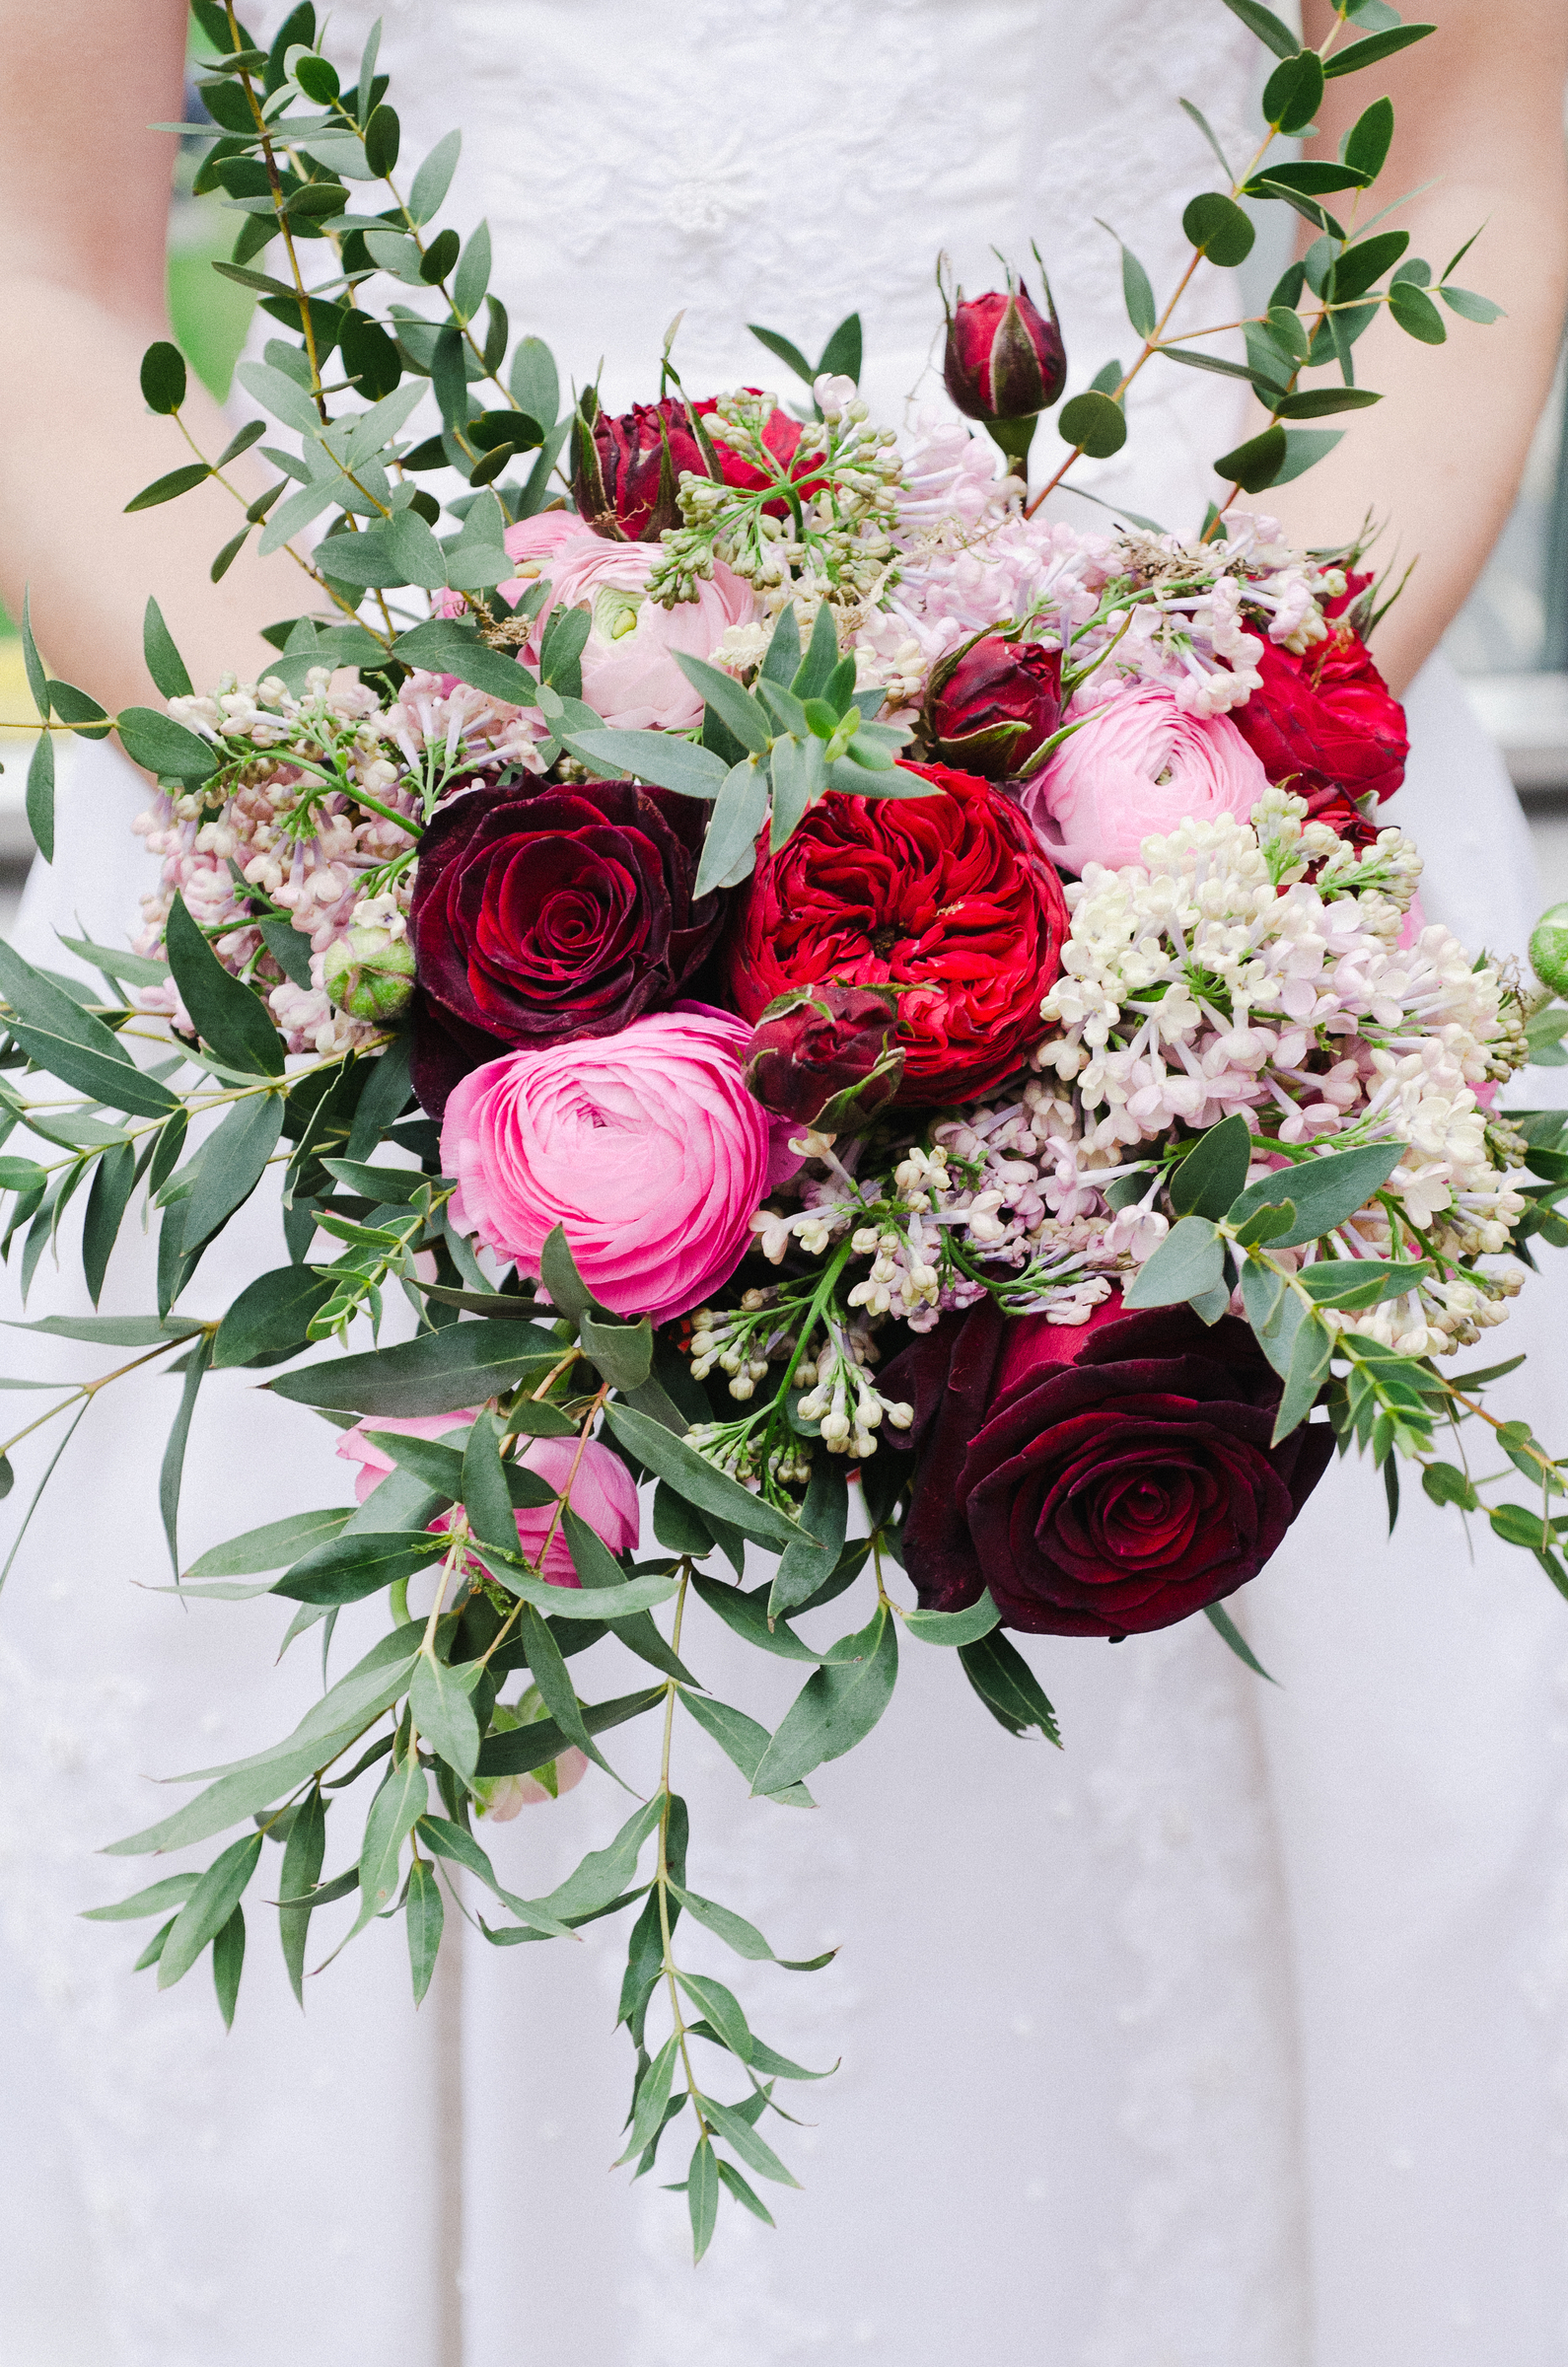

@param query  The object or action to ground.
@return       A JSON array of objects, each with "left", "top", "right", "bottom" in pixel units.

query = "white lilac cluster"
[
  {"left": 650, "top": 381, "right": 904, "bottom": 618},
  {"left": 132, "top": 663, "right": 542, "bottom": 1055},
  {"left": 751, "top": 1120, "right": 1124, "bottom": 1337},
  {"left": 1036, "top": 795, "right": 1530, "bottom": 1354},
  {"left": 685, "top": 1289, "right": 915, "bottom": 1456}
]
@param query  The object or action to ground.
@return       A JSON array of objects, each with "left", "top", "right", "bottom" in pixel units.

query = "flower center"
[{"left": 592, "top": 587, "right": 645, "bottom": 642}]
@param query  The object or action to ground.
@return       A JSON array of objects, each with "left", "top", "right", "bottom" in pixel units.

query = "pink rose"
[
  {"left": 441, "top": 1009, "right": 773, "bottom": 1322},
  {"left": 1021, "top": 679, "right": 1269, "bottom": 875},
  {"left": 336, "top": 1412, "right": 640, "bottom": 1586}
]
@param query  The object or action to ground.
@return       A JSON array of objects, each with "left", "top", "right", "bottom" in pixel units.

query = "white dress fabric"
[{"left": 2, "top": 6, "right": 1567, "bottom": 2363}]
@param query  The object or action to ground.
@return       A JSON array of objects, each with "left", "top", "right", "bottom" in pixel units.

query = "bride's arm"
[
  {"left": 1252, "top": 0, "right": 1568, "bottom": 692},
  {"left": 0, "top": 0, "right": 290, "bottom": 715}
]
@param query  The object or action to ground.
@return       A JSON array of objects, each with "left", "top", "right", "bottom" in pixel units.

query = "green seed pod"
[
  {"left": 1530, "top": 900, "right": 1568, "bottom": 999},
  {"left": 322, "top": 926, "right": 415, "bottom": 1022}
]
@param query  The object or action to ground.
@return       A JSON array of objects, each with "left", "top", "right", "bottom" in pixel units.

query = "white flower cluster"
[
  {"left": 750, "top": 1113, "right": 1124, "bottom": 1333},
  {"left": 840, "top": 411, "right": 1349, "bottom": 723},
  {"left": 1034, "top": 800, "right": 1529, "bottom": 1345},
  {"left": 649, "top": 388, "right": 904, "bottom": 615}
]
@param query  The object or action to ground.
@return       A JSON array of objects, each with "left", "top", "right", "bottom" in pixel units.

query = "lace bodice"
[{"left": 316, "top": 0, "right": 1260, "bottom": 529}]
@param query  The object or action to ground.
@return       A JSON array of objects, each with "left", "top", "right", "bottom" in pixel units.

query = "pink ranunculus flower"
[
  {"left": 430, "top": 513, "right": 597, "bottom": 625},
  {"left": 441, "top": 1010, "right": 773, "bottom": 1322},
  {"left": 530, "top": 536, "right": 755, "bottom": 730},
  {"left": 1020, "top": 677, "right": 1270, "bottom": 875},
  {"left": 431, "top": 516, "right": 754, "bottom": 728},
  {"left": 335, "top": 1412, "right": 639, "bottom": 1587}
]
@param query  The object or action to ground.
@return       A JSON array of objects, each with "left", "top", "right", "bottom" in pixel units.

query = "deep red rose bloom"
[
  {"left": 922, "top": 633, "right": 1063, "bottom": 779},
  {"left": 576, "top": 393, "right": 809, "bottom": 541},
  {"left": 881, "top": 1294, "right": 1333, "bottom": 1638},
  {"left": 725, "top": 761, "right": 1070, "bottom": 1108},
  {"left": 408, "top": 779, "right": 722, "bottom": 1117},
  {"left": 743, "top": 982, "right": 904, "bottom": 1132},
  {"left": 943, "top": 280, "right": 1066, "bottom": 422},
  {"left": 1234, "top": 629, "right": 1409, "bottom": 812}
]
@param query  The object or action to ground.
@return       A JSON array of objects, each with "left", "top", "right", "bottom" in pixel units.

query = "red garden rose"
[
  {"left": 576, "top": 393, "right": 809, "bottom": 541},
  {"left": 743, "top": 982, "right": 904, "bottom": 1132},
  {"left": 922, "top": 633, "right": 1063, "bottom": 778},
  {"left": 1234, "top": 628, "right": 1409, "bottom": 813},
  {"left": 881, "top": 1293, "right": 1333, "bottom": 1638},
  {"left": 725, "top": 761, "right": 1070, "bottom": 1108},
  {"left": 942, "top": 278, "right": 1066, "bottom": 422},
  {"left": 408, "top": 779, "right": 723, "bottom": 1116}
]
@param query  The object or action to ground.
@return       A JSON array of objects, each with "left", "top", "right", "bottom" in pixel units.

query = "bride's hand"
[
  {"left": 1255, "top": 0, "right": 1568, "bottom": 693},
  {"left": 0, "top": 0, "right": 288, "bottom": 716}
]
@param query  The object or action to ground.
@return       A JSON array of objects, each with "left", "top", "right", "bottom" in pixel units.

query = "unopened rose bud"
[
  {"left": 922, "top": 632, "right": 1063, "bottom": 779},
  {"left": 743, "top": 982, "right": 904, "bottom": 1133},
  {"left": 941, "top": 260, "right": 1065, "bottom": 467},
  {"left": 323, "top": 926, "right": 416, "bottom": 1022}
]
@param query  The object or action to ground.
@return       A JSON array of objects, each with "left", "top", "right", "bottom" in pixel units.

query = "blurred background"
[{"left": 4, "top": 83, "right": 1567, "bottom": 937}]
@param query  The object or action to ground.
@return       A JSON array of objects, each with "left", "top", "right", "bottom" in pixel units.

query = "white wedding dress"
[{"left": 4, "top": 6, "right": 1568, "bottom": 2364}]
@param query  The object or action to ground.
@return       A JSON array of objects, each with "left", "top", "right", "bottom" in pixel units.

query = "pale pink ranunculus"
[
  {"left": 1021, "top": 677, "right": 1269, "bottom": 875},
  {"left": 498, "top": 512, "right": 601, "bottom": 610},
  {"left": 335, "top": 1412, "right": 640, "bottom": 1587},
  {"left": 528, "top": 536, "right": 755, "bottom": 730},
  {"left": 441, "top": 1010, "right": 773, "bottom": 1322},
  {"left": 432, "top": 516, "right": 754, "bottom": 727},
  {"left": 430, "top": 513, "right": 596, "bottom": 624}
]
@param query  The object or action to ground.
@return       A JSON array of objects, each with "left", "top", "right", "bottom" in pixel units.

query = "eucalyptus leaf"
[
  {"left": 748, "top": 1604, "right": 897, "bottom": 1795},
  {"left": 1121, "top": 1215, "right": 1225, "bottom": 1309},
  {"left": 268, "top": 1318, "right": 562, "bottom": 1415}
]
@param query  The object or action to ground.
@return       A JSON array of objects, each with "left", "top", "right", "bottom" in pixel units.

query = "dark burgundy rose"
[
  {"left": 575, "top": 393, "right": 809, "bottom": 541},
  {"left": 1234, "top": 630, "right": 1409, "bottom": 813},
  {"left": 743, "top": 983, "right": 904, "bottom": 1133},
  {"left": 943, "top": 277, "right": 1066, "bottom": 423},
  {"left": 408, "top": 779, "right": 723, "bottom": 1117},
  {"left": 882, "top": 1294, "right": 1332, "bottom": 1638},
  {"left": 922, "top": 634, "right": 1063, "bottom": 779}
]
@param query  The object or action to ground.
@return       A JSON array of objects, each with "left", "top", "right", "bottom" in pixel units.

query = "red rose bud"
[
  {"left": 1233, "top": 630, "right": 1408, "bottom": 812},
  {"left": 942, "top": 275, "right": 1066, "bottom": 425},
  {"left": 742, "top": 983, "right": 905, "bottom": 1134},
  {"left": 574, "top": 392, "right": 808, "bottom": 541},
  {"left": 923, "top": 633, "right": 1063, "bottom": 779}
]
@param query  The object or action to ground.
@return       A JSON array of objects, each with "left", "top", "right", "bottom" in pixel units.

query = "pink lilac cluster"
[
  {"left": 851, "top": 411, "right": 1344, "bottom": 757},
  {"left": 131, "top": 663, "right": 547, "bottom": 1055}
]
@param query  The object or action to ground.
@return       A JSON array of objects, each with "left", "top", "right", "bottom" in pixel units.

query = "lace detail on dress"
[{"left": 313, "top": 0, "right": 1257, "bottom": 525}]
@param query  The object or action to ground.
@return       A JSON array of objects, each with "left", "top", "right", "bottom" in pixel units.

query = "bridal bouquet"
[{"left": 5, "top": 0, "right": 1568, "bottom": 2257}]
